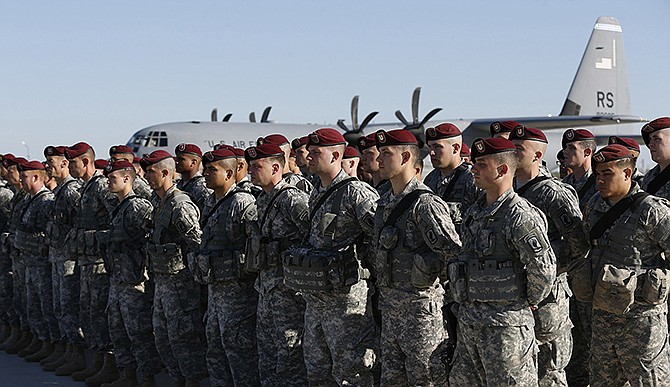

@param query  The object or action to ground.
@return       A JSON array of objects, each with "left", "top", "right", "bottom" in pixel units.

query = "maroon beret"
[
  {"left": 376, "top": 129, "right": 418, "bottom": 148},
  {"left": 490, "top": 121, "right": 521, "bottom": 136},
  {"left": 109, "top": 145, "right": 134, "bottom": 156},
  {"left": 608, "top": 136, "right": 640, "bottom": 152},
  {"left": 291, "top": 136, "right": 308, "bottom": 150},
  {"left": 245, "top": 144, "right": 284, "bottom": 162},
  {"left": 460, "top": 143, "right": 471, "bottom": 157},
  {"left": 174, "top": 143, "right": 203, "bottom": 157},
  {"left": 140, "top": 150, "right": 173, "bottom": 170},
  {"left": 133, "top": 157, "right": 142, "bottom": 164},
  {"left": 213, "top": 143, "right": 232, "bottom": 151},
  {"left": 357, "top": 133, "right": 377, "bottom": 151},
  {"left": 19, "top": 160, "right": 46, "bottom": 172},
  {"left": 471, "top": 137, "right": 516, "bottom": 160},
  {"left": 509, "top": 126, "right": 547, "bottom": 143},
  {"left": 641, "top": 117, "right": 670, "bottom": 146},
  {"left": 103, "top": 160, "right": 135, "bottom": 176},
  {"left": 232, "top": 148, "right": 245, "bottom": 158},
  {"left": 260, "top": 134, "right": 289, "bottom": 147},
  {"left": 561, "top": 129, "right": 595, "bottom": 148},
  {"left": 1, "top": 154, "right": 16, "bottom": 168},
  {"left": 592, "top": 144, "right": 635, "bottom": 164},
  {"left": 426, "top": 123, "right": 461, "bottom": 141},
  {"left": 14, "top": 157, "right": 28, "bottom": 167},
  {"left": 44, "top": 146, "right": 67, "bottom": 158},
  {"left": 343, "top": 146, "right": 361, "bottom": 159},
  {"left": 203, "top": 148, "right": 237, "bottom": 164},
  {"left": 307, "top": 128, "right": 346, "bottom": 147},
  {"left": 94, "top": 159, "right": 109, "bottom": 170},
  {"left": 65, "top": 142, "right": 93, "bottom": 159}
]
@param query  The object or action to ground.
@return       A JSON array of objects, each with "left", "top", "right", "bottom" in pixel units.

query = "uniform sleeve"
[
  {"left": 462, "top": 173, "right": 482, "bottom": 212},
  {"left": 645, "top": 198, "right": 670, "bottom": 258},
  {"left": 284, "top": 190, "right": 310, "bottom": 239},
  {"left": 545, "top": 185, "right": 589, "bottom": 262},
  {"left": 510, "top": 206, "right": 556, "bottom": 306},
  {"left": 413, "top": 195, "right": 462, "bottom": 260},
  {"left": 97, "top": 182, "right": 119, "bottom": 215},
  {"left": 127, "top": 200, "right": 154, "bottom": 243},
  {"left": 352, "top": 184, "right": 379, "bottom": 239},
  {"left": 172, "top": 201, "right": 202, "bottom": 254}
]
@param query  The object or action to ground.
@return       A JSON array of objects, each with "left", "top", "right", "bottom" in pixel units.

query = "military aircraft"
[{"left": 126, "top": 16, "right": 648, "bottom": 173}]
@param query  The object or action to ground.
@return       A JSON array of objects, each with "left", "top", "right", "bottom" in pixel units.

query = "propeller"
[
  {"left": 395, "top": 87, "right": 442, "bottom": 151},
  {"left": 222, "top": 113, "right": 232, "bottom": 122},
  {"left": 337, "top": 95, "right": 379, "bottom": 148},
  {"left": 211, "top": 108, "right": 233, "bottom": 122},
  {"left": 249, "top": 106, "right": 273, "bottom": 123}
]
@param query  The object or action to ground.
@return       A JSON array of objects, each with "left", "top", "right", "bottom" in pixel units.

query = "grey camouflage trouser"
[
  {"left": 52, "top": 259, "right": 85, "bottom": 344},
  {"left": 25, "top": 264, "right": 60, "bottom": 342},
  {"left": 79, "top": 262, "right": 111, "bottom": 351}
]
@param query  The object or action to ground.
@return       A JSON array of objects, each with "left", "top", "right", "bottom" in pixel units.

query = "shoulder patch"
[{"left": 524, "top": 233, "right": 544, "bottom": 254}]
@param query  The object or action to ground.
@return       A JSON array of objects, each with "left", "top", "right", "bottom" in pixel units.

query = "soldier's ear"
[
  {"left": 623, "top": 167, "right": 633, "bottom": 180},
  {"left": 498, "top": 163, "right": 509, "bottom": 176},
  {"left": 272, "top": 163, "right": 281, "bottom": 174},
  {"left": 453, "top": 142, "right": 461, "bottom": 155},
  {"left": 401, "top": 150, "right": 411, "bottom": 165}
]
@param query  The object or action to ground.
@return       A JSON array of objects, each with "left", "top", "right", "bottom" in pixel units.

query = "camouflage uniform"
[
  {"left": 422, "top": 162, "right": 480, "bottom": 233},
  {"left": 46, "top": 176, "right": 84, "bottom": 346},
  {"left": 69, "top": 172, "right": 117, "bottom": 351},
  {"left": 101, "top": 190, "right": 161, "bottom": 376},
  {"left": 176, "top": 174, "right": 211, "bottom": 213},
  {"left": 7, "top": 190, "right": 28, "bottom": 331},
  {"left": 449, "top": 189, "right": 556, "bottom": 386},
  {"left": 373, "top": 177, "right": 461, "bottom": 386},
  {"left": 238, "top": 177, "right": 263, "bottom": 198},
  {"left": 0, "top": 181, "right": 14, "bottom": 326},
  {"left": 562, "top": 169, "right": 597, "bottom": 212},
  {"left": 15, "top": 187, "right": 58, "bottom": 342},
  {"left": 283, "top": 172, "right": 313, "bottom": 194},
  {"left": 148, "top": 185, "right": 207, "bottom": 381},
  {"left": 562, "top": 169, "right": 596, "bottom": 385},
  {"left": 251, "top": 181, "right": 309, "bottom": 386},
  {"left": 641, "top": 164, "right": 670, "bottom": 199},
  {"left": 132, "top": 176, "right": 153, "bottom": 199},
  {"left": 515, "top": 177, "right": 589, "bottom": 386},
  {"left": 302, "top": 170, "right": 379, "bottom": 386},
  {"left": 582, "top": 183, "right": 670, "bottom": 386},
  {"left": 194, "top": 184, "right": 260, "bottom": 386}
]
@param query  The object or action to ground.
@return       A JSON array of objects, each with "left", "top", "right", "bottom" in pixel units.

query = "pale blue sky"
[{"left": 1, "top": 1, "right": 668, "bottom": 158}]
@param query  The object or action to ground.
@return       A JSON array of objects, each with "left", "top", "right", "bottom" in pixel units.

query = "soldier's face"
[
  {"left": 203, "top": 161, "right": 230, "bottom": 189},
  {"left": 307, "top": 146, "right": 339, "bottom": 175},
  {"left": 68, "top": 157, "right": 86, "bottom": 178},
  {"left": 471, "top": 155, "right": 502, "bottom": 190},
  {"left": 341, "top": 158, "right": 358, "bottom": 177},
  {"left": 107, "top": 170, "right": 129, "bottom": 193},
  {"left": 377, "top": 146, "right": 406, "bottom": 180},
  {"left": 144, "top": 165, "right": 164, "bottom": 190},
  {"left": 175, "top": 154, "right": 197, "bottom": 173},
  {"left": 428, "top": 138, "right": 459, "bottom": 169},
  {"left": 295, "top": 146, "right": 309, "bottom": 167},
  {"left": 45, "top": 156, "right": 67, "bottom": 177},
  {"left": 648, "top": 129, "right": 670, "bottom": 164},
  {"left": 595, "top": 161, "right": 632, "bottom": 199},
  {"left": 6, "top": 166, "right": 20, "bottom": 186},
  {"left": 19, "top": 171, "right": 40, "bottom": 193},
  {"left": 361, "top": 147, "right": 380, "bottom": 173},
  {"left": 248, "top": 159, "right": 277, "bottom": 187},
  {"left": 513, "top": 140, "right": 541, "bottom": 172},
  {"left": 562, "top": 142, "right": 588, "bottom": 168}
]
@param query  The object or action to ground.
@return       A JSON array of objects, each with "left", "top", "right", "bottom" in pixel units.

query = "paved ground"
[{"left": 0, "top": 350, "right": 212, "bottom": 386}]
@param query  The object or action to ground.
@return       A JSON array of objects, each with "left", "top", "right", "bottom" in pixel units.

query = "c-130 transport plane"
[{"left": 126, "top": 16, "right": 647, "bottom": 173}]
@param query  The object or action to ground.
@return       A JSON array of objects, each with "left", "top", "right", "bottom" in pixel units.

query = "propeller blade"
[
  {"left": 395, "top": 110, "right": 410, "bottom": 126},
  {"left": 359, "top": 111, "right": 379, "bottom": 132},
  {"left": 343, "top": 131, "right": 364, "bottom": 148},
  {"left": 420, "top": 107, "right": 443, "bottom": 127},
  {"left": 261, "top": 106, "right": 272, "bottom": 123},
  {"left": 411, "top": 87, "right": 421, "bottom": 124},
  {"left": 337, "top": 119, "right": 349, "bottom": 131},
  {"left": 222, "top": 113, "right": 232, "bottom": 122},
  {"left": 249, "top": 112, "right": 256, "bottom": 123},
  {"left": 351, "top": 95, "right": 360, "bottom": 131},
  {"left": 211, "top": 108, "right": 218, "bottom": 122}
]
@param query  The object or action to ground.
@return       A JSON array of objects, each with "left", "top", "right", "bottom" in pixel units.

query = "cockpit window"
[{"left": 144, "top": 131, "right": 168, "bottom": 148}]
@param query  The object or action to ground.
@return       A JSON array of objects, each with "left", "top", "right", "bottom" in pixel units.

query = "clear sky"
[{"left": 1, "top": 0, "right": 668, "bottom": 158}]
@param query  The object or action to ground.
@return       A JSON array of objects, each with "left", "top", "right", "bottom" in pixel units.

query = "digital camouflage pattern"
[
  {"left": 0, "top": 181, "right": 14, "bottom": 325},
  {"left": 7, "top": 190, "right": 28, "bottom": 330},
  {"left": 149, "top": 185, "right": 207, "bottom": 381},
  {"left": 302, "top": 170, "right": 379, "bottom": 386},
  {"left": 374, "top": 177, "right": 461, "bottom": 386},
  {"left": 18, "top": 187, "right": 58, "bottom": 342},
  {"left": 283, "top": 171, "right": 313, "bottom": 194},
  {"left": 422, "top": 162, "right": 480, "bottom": 234},
  {"left": 132, "top": 175, "right": 152, "bottom": 199},
  {"left": 450, "top": 189, "right": 556, "bottom": 386},
  {"left": 641, "top": 164, "right": 670, "bottom": 199},
  {"left": 105, "top": 191, "right": 161, "bottom": 375},
  {"left": 562, "top": 169, "right": 597, "bottom": 212},
  {"left": 47, "top": 176, "right": 83, "bottom": 344},
  {"left": 71, "top": 172, "right": 116, "bottom": 351},
  {"left": 516, "top": 177, "right": 588, "bottom": 386},
  {"left": 253, "top": 180, "right": 309, "bottom": 386},
  {"left": 199, "top": 185, "right": 260, "bottom": 386},
  {"left": 177, "top": 174, "right": 211, "bottom": 213},
  {"left": 582, "top": 183, "right": 670, "bottom": 384}
]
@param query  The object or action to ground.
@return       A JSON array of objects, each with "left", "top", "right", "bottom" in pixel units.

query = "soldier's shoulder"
[
  {"left": 347, "top": 178, "right": 379, "bottom": 198},
  {"left": 128, "top": 196, "right": 153, "bottom": 211}
]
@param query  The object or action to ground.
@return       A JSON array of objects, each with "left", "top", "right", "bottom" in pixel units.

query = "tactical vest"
[
  {"left": 46, "top": 179, "right": 78, "bottom": 248},
  {"left": 374, "top": 193, "right": 436, "bottom": 288},
  {"left": 78, "top": 175, "right": 111, "bottom": 230},
  {"left": 107, "top": 196, "right": 148, "bottom": 284},
  {"left": 148, "top": 190, "right": 191, "bottom": 275},
  {"left": 16, "top": 190, "right": 51, "bottom": 265},
  {"left": 463, "top": 195, "right": 528, "bottom": 303}
]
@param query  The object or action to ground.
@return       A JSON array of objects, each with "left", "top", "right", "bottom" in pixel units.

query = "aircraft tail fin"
[{"left": 560, "top": 16, "right": 631, "bottom": 116}]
